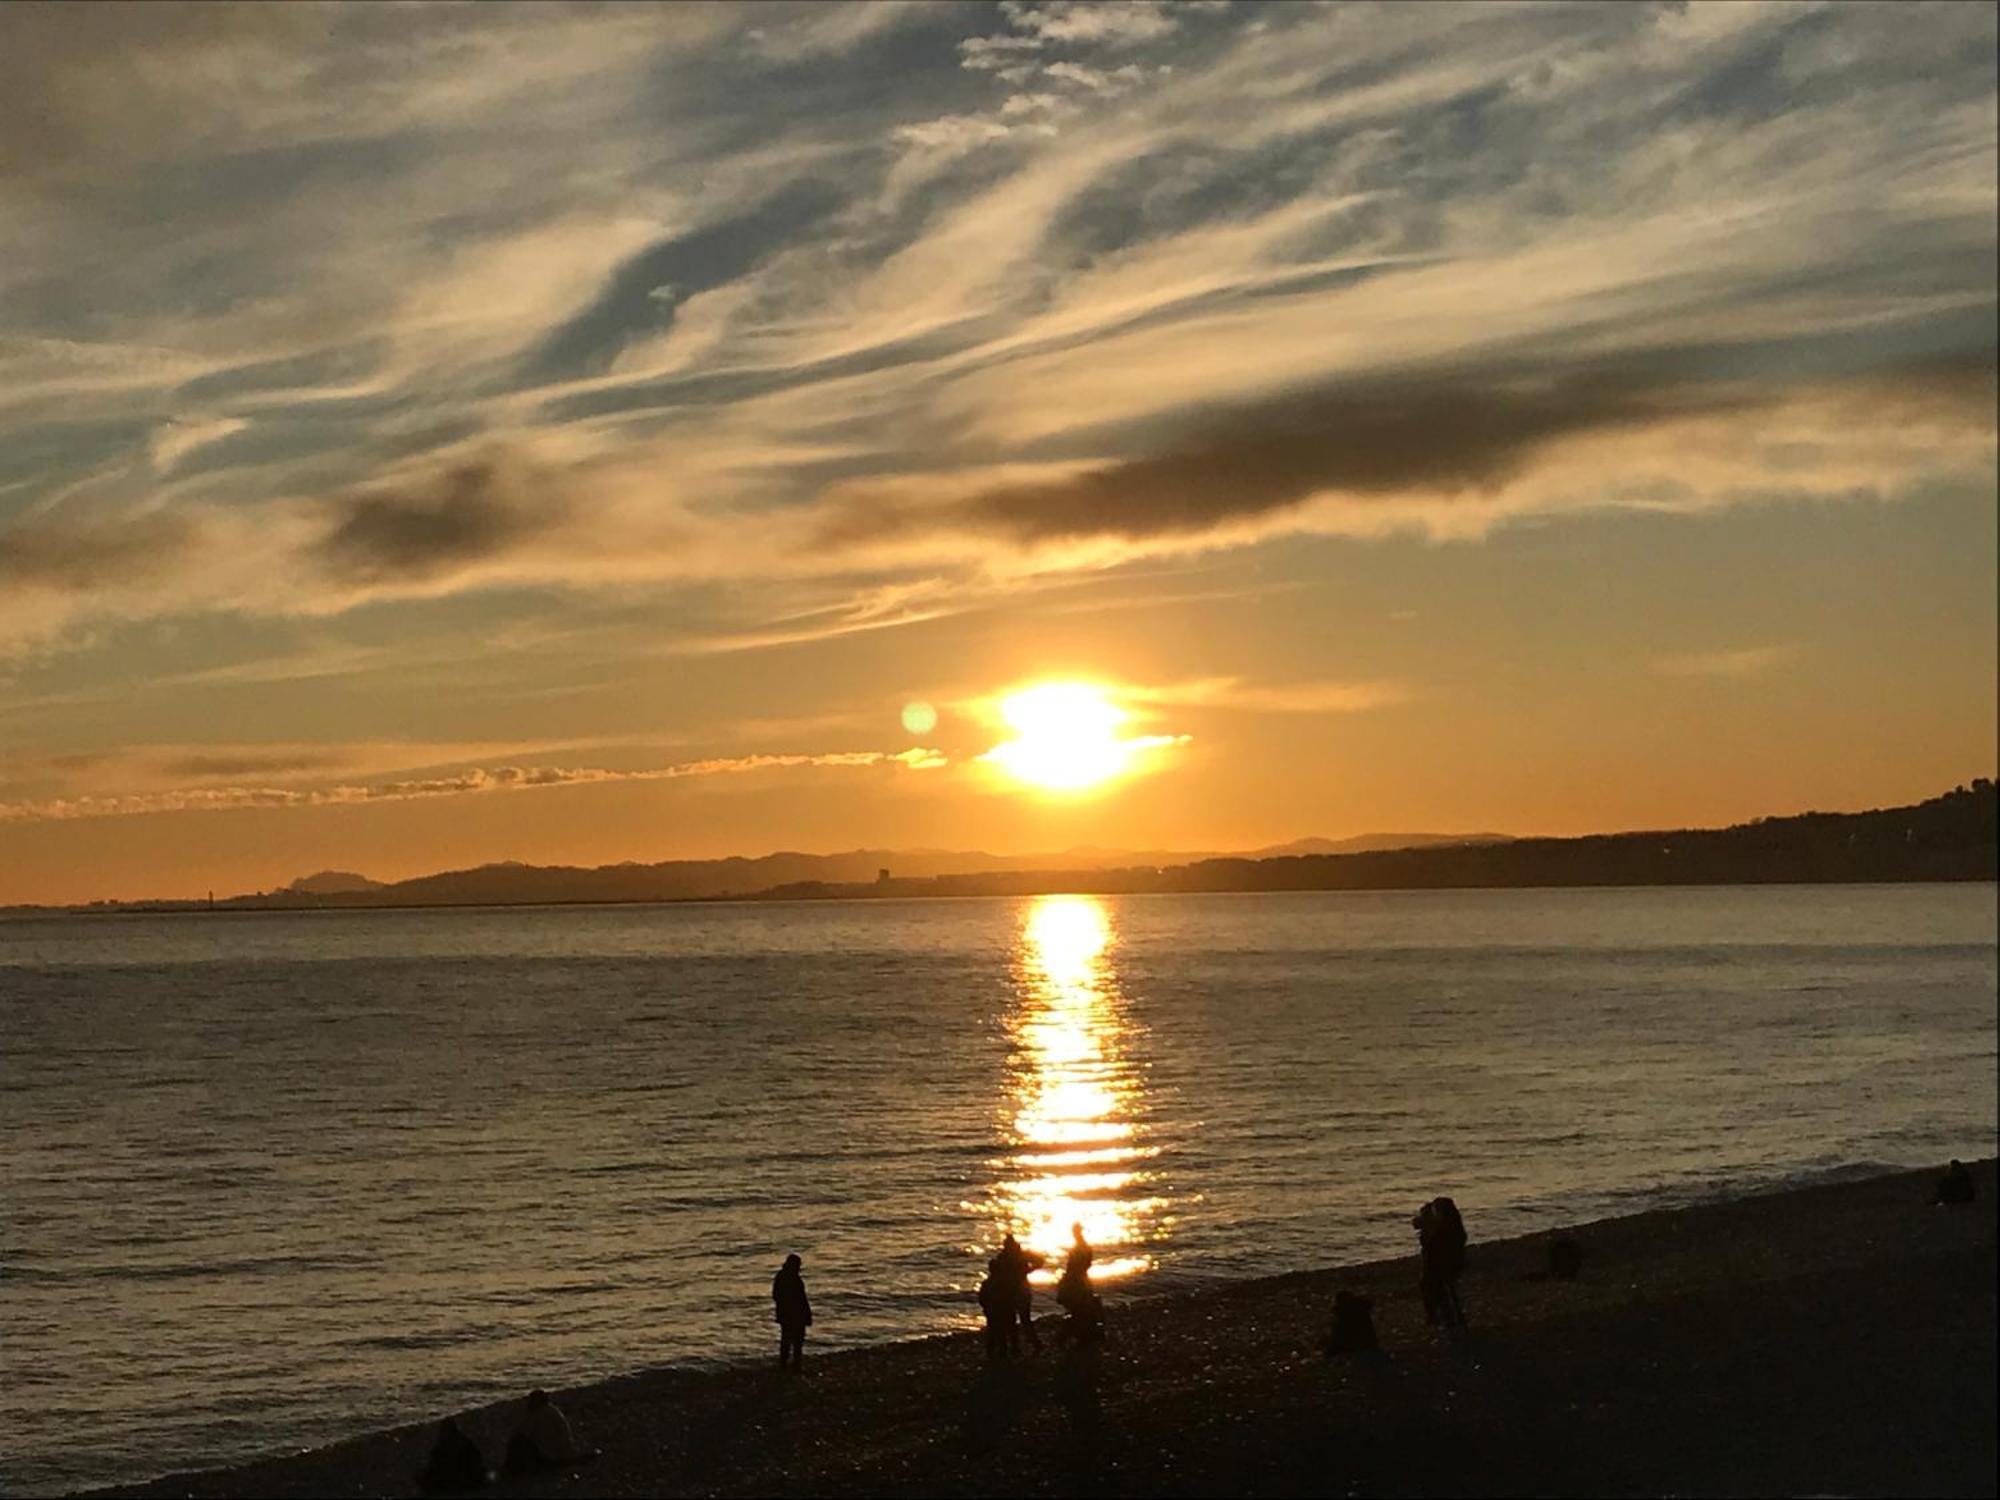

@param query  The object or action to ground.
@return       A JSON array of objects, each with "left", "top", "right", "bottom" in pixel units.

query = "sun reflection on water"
[{"left": 982, "top": 894, "right": 1163, "bottom": 1284}]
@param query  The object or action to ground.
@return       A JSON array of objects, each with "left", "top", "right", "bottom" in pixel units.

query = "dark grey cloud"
[
  {"left": 819, "top": 351, "right": 1998, "bottom": 548},
  {"left": 0, "top": 509, "right": 201, "bottom": 591},
  {"left": 312, "top": 450, "right": 574, "bottom": 585}
]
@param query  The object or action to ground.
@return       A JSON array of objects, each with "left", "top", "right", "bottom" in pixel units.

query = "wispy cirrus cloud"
[
  {"left": 1002, "top": 2, "right": 1186, "bottom": 48},
  {"left": 0, "top": 0, "right": 1991, "bottom": 665},
  {"left": 0, "top": 748, "right": 947, "bottom": 825},
  {"left": 1133, "top": 677, "right": 1414, "bottom": 714},
  {"left": 1656, "top": 643, "right": 1802, "bottom": 680}
]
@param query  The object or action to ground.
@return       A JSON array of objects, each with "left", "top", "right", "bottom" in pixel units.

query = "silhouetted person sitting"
[
  {"left": 1548, "top": 1236, "right": 1584, "bottom": 1281},
  {"left": 978, "top": 1260, "right": 1010, "bottom": 1361},
  {"left": 991, "top": 1233, "right": 1045, "bottom": 1353},
  {"left": 501, "top": 1389, "right": 591, "bottom": 1475},
  {"left": 772, "top": 1253, "right": 813, "bottom": 1369},
  {"left": 1055, "top": 1222, "right": 1104, "bottom": 1344},
  {"left": 1325, "top": 1289, "right": 1378, "bottom": 1354},
  {"left": 417, "top": 1416, "right": 488, "bottom": 1493},
  {"left": 1414, "top": 1196, "right": 1468, "bottom": 1328},
  {"left": 1934, "top": 1159, "right": 1976, "bottom": 1205}
]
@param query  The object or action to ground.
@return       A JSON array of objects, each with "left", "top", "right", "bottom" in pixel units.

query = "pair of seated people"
[{"left": 416, "top": 1389, "right": 592, "bottom": 1492}]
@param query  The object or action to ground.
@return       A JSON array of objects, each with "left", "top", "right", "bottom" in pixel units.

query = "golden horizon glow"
[
  {"left": 980, "top": 680, "right": 1182, "bottom": 798},
  {"left": 982, "top": 894, "right": 1162, "bottom": 1285}
]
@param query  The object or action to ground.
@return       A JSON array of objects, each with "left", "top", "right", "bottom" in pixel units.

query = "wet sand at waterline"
[{"left": 91, "top": 1160, "right": 1996, "bottom": 1499}]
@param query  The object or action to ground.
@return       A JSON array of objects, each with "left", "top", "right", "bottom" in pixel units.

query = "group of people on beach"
[
  {"left": 1323, "top": 1196, "right": 1470, "bottom": 1356},
  {"left": 772, "top": 1222, "right": 1108, "bottom": 1374},
  {"left": 770, "top": 1200, "right": 1463, "bottom": 1376},
  {"left": 408, "top": 1158, "right": 1982, "bottom": 1491},
  {"left": 415, "top": 1197, "right": 1476, "bottom": 1490},
  {"left": 969, "top": 1223, "right": 1104, "bottom": 1360},
  {"left": 976, "top": 1232, "right": 1046, "bottom": 1356}
]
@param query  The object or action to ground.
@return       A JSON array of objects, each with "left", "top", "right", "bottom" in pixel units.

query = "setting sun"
[{"left": 981, "top": 682, "right": 1157, "bottom": 794}]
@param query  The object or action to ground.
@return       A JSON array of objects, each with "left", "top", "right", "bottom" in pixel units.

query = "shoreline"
[
  {"left": 83, "top": 1158, "right": 1997, "bottom": 1498},
  {"left": 14, "top": 874, "right": 1998, "bottom": 921}
]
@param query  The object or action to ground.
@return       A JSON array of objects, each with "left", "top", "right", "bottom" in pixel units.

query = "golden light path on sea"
[{"left": 985, "top": 894, "right": 1163, "bottom": 1284}]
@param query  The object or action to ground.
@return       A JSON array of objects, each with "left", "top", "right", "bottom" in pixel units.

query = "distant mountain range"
[
  {"left": 241, "top": 832, "right": 1511, "bottom": 911},
  {"left": 28, "top": 781, "right": 1992, "bottom": 914}
]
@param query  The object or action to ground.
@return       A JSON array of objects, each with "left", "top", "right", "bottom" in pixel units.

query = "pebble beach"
[{"left": 88, "top": 1159, "right": 1996, "bottom": 1499}]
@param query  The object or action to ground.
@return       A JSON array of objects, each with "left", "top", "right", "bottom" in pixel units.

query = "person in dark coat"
[
  {"left": 977, "top": 1259, "right": 1010, "bottom": 1362},
  {"left": 1414, "top": 1197, "right": 1468, "bottom": 1328},
  {"left": 772, "top": 1253, "right": 813, "bottom": 1369}
]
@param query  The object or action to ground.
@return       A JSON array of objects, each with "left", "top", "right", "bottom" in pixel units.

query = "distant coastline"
[{"left": 13, "top": 780, "right": 1994, "bottom": 917}]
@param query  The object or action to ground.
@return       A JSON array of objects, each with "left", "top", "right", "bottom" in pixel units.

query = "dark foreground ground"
[{"left": 94, "top": 1160, "right": 1997, "bottom": 1499}]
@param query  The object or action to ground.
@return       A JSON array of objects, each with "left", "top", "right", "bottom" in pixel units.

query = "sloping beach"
[{"left": 90, "top": 1161, "right": 1996, "bottom": 1499}]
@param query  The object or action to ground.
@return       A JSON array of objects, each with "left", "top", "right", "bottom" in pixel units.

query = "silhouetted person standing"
[
  {"left": 772, "top": 1253, "right": 813, "bottom": 1369},
  {"left": 1055, "top": 1222, "right": 1103, "bottom": 1343},
  {"left": 992, "top": 1233, "right": 1045, "bottom": 1353},
  {"left": 978, "top": 1258, "right": 1009, "bottom": 1361},
  {"left": 1062, "top": 1222, "right": 1094, "bottom": 1280},
  {"left": 1414, "top": 1197, "right": 1468, "bottom": 1328}
]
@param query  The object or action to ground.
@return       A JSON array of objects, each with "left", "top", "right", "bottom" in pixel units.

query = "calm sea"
[{"left": 3, "top": 885, "right": 1994, "bottom": 1495}]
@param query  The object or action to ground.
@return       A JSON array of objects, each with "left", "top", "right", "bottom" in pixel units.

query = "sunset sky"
[{"left": 1, "top": 0, "right": 1994, "bottom": 904}]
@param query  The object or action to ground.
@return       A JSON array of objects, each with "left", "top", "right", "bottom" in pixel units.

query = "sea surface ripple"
[{"left": 2, "top": 884, "right": 1994, "bottom": 1494}]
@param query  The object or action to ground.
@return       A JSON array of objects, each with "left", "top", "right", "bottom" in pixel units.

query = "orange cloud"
[{"left": 0, "top": 748, "right": 946, "bottom": 824}]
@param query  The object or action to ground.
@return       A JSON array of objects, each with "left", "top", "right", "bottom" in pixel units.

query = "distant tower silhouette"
[{"left": 876, "top": 868, "right": 891, "bottom": 884}]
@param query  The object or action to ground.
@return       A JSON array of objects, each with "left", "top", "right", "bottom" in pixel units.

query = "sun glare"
[
  {"left": 986, "top": 895, "right": 1161, "bottom": 1283},
  {"left": 982, "top": 682, "right": 1149, "bottom": 794}
]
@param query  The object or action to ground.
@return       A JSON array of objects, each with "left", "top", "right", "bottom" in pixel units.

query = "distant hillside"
[
  {"left": 49, "top": 784, "right": 1993, "bottom": 914},
  {"left": 1247, "top": 832, "right": 1513, "bottom": 858},
  {"left": 193, "top": 833, "right": 1502, "bottom": 910},
  {"left": 752, "top": 782, "right": 1999, "bottom": 902},
  {"left": 285, "top": 870, "right": 383, "bottom": 896}
]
